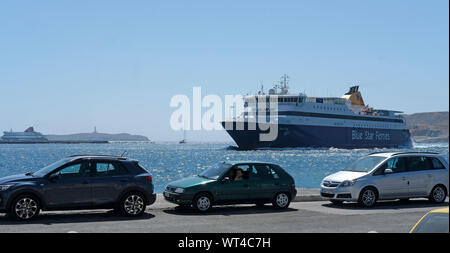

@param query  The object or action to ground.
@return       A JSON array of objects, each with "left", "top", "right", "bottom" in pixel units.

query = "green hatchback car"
[{"left": 163, "top": 161, "right": 297, "bottom": 212}]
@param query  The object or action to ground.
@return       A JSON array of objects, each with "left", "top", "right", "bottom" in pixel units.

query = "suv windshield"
[
  {"left": 198, "top": 163, "right": 232, "bottom": 180},
  {"left": 32, "top": 158, "right": 73, "bottom": 177},
  {"left": 343, "top": 156, "right": 386, "bottom": 173}
]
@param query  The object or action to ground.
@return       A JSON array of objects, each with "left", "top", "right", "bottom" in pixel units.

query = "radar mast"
[{"left": 279, "top": 74, "right": 290, "bottom": 94}]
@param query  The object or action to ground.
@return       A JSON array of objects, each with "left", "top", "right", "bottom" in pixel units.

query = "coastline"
[{"left": 0, "top": 140, "right": 109, "bottom": 144}]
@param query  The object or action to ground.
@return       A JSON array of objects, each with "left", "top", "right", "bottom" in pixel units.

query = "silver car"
[{"left": 320, "top": 152, "right": 449, "bottom": 207}]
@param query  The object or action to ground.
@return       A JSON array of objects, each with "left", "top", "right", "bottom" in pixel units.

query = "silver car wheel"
[
  {"left": 196, "top": 196, "right": 211, "bottom": 211},
  {"left": 362, "top": 189, "right": 376, "bottom": 206},
  {"left": 15, "top": 197, "right": 38, "bottom": 220},
  {"left": 276, "top": 193, "right": 289, "bottom": 207},
  {"left": 124, "top": 195, "right": 145, "bottom": 215},
  {"left": 433, "top": 186, "right": 445, "bottom": 203}
]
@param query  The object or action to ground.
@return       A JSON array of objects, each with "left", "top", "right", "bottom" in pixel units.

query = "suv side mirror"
[
  {"left": 384, "top": 168, "right": 393, "bottom": 174},
  {"left": 48, "top": 174, "right": 60, "bottom": 182}
]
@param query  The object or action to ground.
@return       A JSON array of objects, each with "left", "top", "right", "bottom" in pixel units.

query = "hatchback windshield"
[
  {"left": 198, "top": 163, "right": 232, "bottom": 180},
  {"left": 343, "top": 156, "right": 386, "bottom": 172},
  {"left": 32, "top": 158, "right": 73, "bottom": 177}
]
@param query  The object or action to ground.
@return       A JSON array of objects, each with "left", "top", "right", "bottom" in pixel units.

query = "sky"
[{"left": 0, "top": 0, "right": 448, "bottom": 141}]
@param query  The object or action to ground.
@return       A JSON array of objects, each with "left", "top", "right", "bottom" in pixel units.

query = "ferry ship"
[
  {"left": 221, "top": 75, "right": 412, "bottom": 149},
  {"left": 1, "top": 127, "right": 48, "bottom": 142}
]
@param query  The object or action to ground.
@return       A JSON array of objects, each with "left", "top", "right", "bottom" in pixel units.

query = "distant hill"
[
  {"left": 46, "top": 132, "right": 150, "bottom": 142},
  {"left": 403, "top": 111, "right": 449, "bottom": 143}
]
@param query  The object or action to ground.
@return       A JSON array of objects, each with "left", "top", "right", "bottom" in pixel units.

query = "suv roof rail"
[
  {"left": 392, "top": 152, "right": 440, "bottom": 156},
  {"left": 68, "top": 154, "right": 117, "bottom": 157},
  {"left": 368, "top": 151, "right": 391, "bottom": 155},
  {"left": 67, "top": 154, "right": 128, "bottom": 160},
  {"left": 368, "top": 151, "right": 441, "bottom": 156}
]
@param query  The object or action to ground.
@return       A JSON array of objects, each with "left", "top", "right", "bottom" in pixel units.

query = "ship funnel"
[
  {"left": 341, "top": 86, "right": 365, "bottom": 106},
  {"left": 24, "top": 127, "right": 35, "bottom": 132}
]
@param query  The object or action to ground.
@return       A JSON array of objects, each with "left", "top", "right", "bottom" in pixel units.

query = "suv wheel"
[
  {"left": 120, "top": 192, "right": 146, "bottom": 217},
  {"left": 10, "top": 195, "right": 41, "bottom": 221},
  {"left": 272, "top": 193, "right": 290, "bottom": 209},
  {"left": 193, "top": 193, "right": 212, "bottom": 212},
  {"left": 358, "top": 188, "right": 377, "bottom": 207},
  {"left": 429, "top": 185, "right": 447, "bottom": 204}
]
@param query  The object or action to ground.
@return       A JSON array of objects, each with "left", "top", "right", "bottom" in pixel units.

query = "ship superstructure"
[{"left": 221, "top": 75, "right": 412, "bottom": 149}]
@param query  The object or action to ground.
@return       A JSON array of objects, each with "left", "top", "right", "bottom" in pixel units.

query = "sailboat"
[{"left": 179, "top": 130, "right": 187, "bottom": 144}]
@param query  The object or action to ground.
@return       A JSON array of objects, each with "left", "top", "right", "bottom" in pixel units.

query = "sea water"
[{"left": 0, "top": 142, "right": 448, "bottom": 193}]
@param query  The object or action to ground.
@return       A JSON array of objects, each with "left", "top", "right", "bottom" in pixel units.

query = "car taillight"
[
  {"left": 291, "top": 184, "right": 296, "bottom": 190},
  {"left": 144, "top": 176, "right": 152, "bottom": 182}
]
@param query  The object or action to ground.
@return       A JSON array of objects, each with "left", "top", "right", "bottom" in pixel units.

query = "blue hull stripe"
[
  {"left": 222, "top": 122, "right": 412, "bottom": 149},
  {"left": 274, "top": 111, "right": 404, "bottom": 123}
]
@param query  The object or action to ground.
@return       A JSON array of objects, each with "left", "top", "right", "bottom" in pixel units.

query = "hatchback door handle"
[
  {"left": 82, "top": 180, "right": 89, "bottom": 184},
  {"left": 243, "top": 184, "right": 249, "bottom": 188},
  {"left": 120, "top": 179, "right": 129, "bottom": 182},
  {"left": 275, "top": 182, "right": 280, "bottom": 185}
]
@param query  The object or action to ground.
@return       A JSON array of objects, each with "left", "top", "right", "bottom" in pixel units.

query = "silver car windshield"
[
  {"left": 198, "top": 163, "right": 232, "bottom": 180},
  {"left": 32, "top": 158, "right": 72, "bottom": 177},
  {"left": 343, "top": 156, "right": 386, "bottom": 172}
]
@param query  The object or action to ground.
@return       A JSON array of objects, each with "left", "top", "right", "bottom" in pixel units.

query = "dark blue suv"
[{"left": 0, "top": 154, "right": 156, "bottom": 220}]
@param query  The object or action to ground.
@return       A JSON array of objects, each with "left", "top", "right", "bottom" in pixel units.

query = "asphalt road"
[{"left": 0, "top": 198, "right": 448, "bottom": 233}]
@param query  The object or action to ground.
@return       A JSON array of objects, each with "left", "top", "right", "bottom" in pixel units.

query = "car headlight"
[
  {"left": 340, "top": 180, "right": 356, "bottom": 187},
  {"left": 0, "top": 184, "right": 13, "bottom": 191},
  {"left": 174, "top": 188, "right": 185, "bottom": 193}
]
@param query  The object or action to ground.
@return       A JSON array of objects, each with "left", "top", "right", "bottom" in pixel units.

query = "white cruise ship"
[{"left": 1, "top": 127, "right": 48, "bottom": 142}]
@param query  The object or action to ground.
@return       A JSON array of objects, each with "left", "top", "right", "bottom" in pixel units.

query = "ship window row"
[
  {"left": 249, "top": 97, "right": 305, "bottom": 103},
  {"left": 313, "top": 105, "right": 346, "bottom": 111},
  {"left": 353, "top": 124, "right": 392, "bottom": 129},
  {"left": 277, "top": 97, "right": 303, "bottom": 103}
]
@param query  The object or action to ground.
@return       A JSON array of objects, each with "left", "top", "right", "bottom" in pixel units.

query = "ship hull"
[{"left": 221, "top": 121, "right": 412, "bottom": 149}]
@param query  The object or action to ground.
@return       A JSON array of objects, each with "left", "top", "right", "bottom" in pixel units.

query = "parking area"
[{"left": 0, "top": 197, "right": 447, "bottom": 233}]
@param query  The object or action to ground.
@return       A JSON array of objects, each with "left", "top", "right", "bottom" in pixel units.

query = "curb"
[
  {"left": 293, "top": 188, "right": 324, "bottom": 202},
  {"left": 293, "top": 195, "right": 324, "bottom": 202},
  {"left": 155, "top": 194, "right": 324, "bottom": 203},
  {"left": 155, "top": 188, "right": 324, "bottom": 204}
]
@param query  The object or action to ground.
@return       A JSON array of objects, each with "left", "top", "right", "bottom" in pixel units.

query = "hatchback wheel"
[
  {"left": 272, "top": 193, "right": 290, "bottom": 209},
  {"left": 193, "top": 193, "right": 212, "bottom": 212},
  {"left": 429, "top": 185, "right": 447, "bottom": 204},
  {"left": 120, "top": 192, "right": 146, "bottom": 217},
  {"left": 10, "top": 195, "right": 40, "bottom": 221},
  {"left": 358, "top": 188, "right": 377, "bottom": 207}
]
